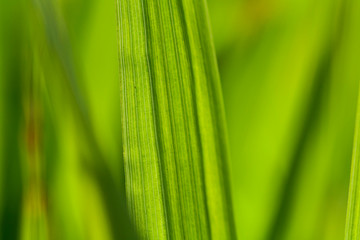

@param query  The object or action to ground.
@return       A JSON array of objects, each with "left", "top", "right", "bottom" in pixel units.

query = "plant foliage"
[{"left": 116, "top": 0, "right": 236, "bottom": 239}]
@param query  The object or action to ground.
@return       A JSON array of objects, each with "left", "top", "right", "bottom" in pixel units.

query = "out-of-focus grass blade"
[
  {"left": 0, "top": 1, "right": 25, "bottom": 239},
  {"left": 116, "top": 0, "right": 236, "bottom": 239},
  {"left": 208, "top": 0, "right": 339, "bottom": 239},
  {"left": 344, "top": 0, "right": 360, "bottom": 237},
  {"left": 27, "top": 0, "right": 137, "bottom": 239}
]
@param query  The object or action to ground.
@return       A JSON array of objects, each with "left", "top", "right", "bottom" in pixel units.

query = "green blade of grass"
[
  {"left": 0, "top": 1, "right": 25, "bottom": 239},
  {"left": 343, "top": 0, "right": 360, "bottom": 238},
  {"left": 116, "top": 0, "right": 236, "bottom": 239},
  {"left": 28, "top": 1, "right": 137, "bottom": 239}
]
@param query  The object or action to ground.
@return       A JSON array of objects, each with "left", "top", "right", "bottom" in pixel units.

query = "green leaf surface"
[
  {"left": 343, "top": 0, "right": 360, "bottom": 238},
  {"left": 116, "top": 0, "right": 236, "bottom": 239}
]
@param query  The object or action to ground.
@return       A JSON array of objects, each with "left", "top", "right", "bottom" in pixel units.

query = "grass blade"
[
  {"left": 116, "top": 0, "right": 236, "bottom": 239},
  {"left": 343, "top": 0, "right": 360, "bottom": 238}
]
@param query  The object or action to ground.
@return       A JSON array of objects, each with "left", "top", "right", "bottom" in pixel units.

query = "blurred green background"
[
  {"left": 1, "top": 0, "right": 360, "bottom": 239},
  {"left": 208, "top": 0, "right": 360, "bottom": 239}
]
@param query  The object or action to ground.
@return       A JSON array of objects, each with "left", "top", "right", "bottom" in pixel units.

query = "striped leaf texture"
[{"left": 116, "top": 0, "right": 236, "bottom": 239}]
